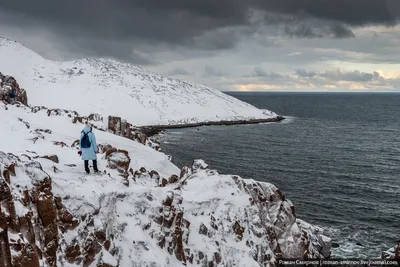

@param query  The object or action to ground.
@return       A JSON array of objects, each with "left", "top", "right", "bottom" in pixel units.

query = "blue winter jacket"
[{"left": 80, "top": 126, "right": 98, "bottom": 160}]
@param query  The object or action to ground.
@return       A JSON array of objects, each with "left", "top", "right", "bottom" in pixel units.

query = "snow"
[
  {"left": 0, "top": 37, "right": 334, "bottom": 267},
  {"left": 0, "top": 102, "right": 331, "bottom": 266},
  {"left": 0, "top": 37, "right": 278, "bottom": 127},
  {"left": 13, "top": 200, "right": 29, "bottom": 217}
]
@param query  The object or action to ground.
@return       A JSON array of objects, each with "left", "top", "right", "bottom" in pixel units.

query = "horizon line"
[{"left": 223, "top": 90, "right": 400, "bottom": 93}]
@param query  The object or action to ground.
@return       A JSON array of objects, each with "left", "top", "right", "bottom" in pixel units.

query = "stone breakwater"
[{"left": 140, "top": 115, "right": 285, "bottom": 137}]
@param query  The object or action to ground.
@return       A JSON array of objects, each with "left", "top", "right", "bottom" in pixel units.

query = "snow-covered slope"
[
  {"left": 0, "top": 37, "right": 278, "bottom": 126},
  {"left": 0, "top": 103, "right": 330, "bottom": 266}
]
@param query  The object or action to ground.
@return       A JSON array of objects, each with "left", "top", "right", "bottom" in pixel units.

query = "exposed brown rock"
[
  {"left": 108, "top": 116, "right": 122, "bottom": 135},
  {"left": 3, "top": 169, "right": 10, "bottom": 184},
  {"left": 148, "top": 170, "right": 160, "bottom": 181},
  {"left": 40, "top": 154, "right": 59, "bottom": 163},
  {"left": 72, "top": 116, "right": 85, "bottom": 124},
  {"left": 83, "top": 239, "right": 102, "bottom": 267},
  {"left": 232, "top": 221, "right": 245, "bottom": 241},
  {"left": 7, "top": 164, "right": 16, "bottom": 176},
  {"left": 104, "top": 240, "right": 111, "bottom": 251},
  {"left": 106, "top": 148, "right": 131, "bottom": 172},
  {"left": 71, "top": 139, "right": 80, "bottom": 148},
  {"left": 161, "top": 178, "right": 168, "bottom": 187},
  {"left": 0, "top": 227, "right": 13, "bottom": 267},
  {"left": 53, "top": 141, "right": 68, "bottom": 147},
  {"left": 104, "top": 147, "right": 117, "bottom": 158},
  {"left": 95, "top": 230, "right": 107, "bottom": 244},
  {"left": 214, "top": 252, "right": 222, "bottom": 264},
  {"left": 66, "top": 243, "right": 81, "bottom": 263},
  {"left": 168, "top": 174, "right": 179, "bottom": 184}
]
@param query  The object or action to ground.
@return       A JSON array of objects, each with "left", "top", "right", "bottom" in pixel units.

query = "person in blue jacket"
[
  {"left": 78, "top": 122, "right": 100, "bottom": 174},
  {"left": 9, "top": 86, "right": 15, "bottom": 105}
]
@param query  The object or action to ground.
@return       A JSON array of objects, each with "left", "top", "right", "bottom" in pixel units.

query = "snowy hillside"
[
  {"left": 0, "top": 37, "right": 279, "bottom": 127},
  {"left": 0, "top": 102, "right": 331, "bottom": 266}
]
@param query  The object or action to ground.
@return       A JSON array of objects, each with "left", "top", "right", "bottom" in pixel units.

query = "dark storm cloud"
[
  {"left": 1, "top": 0, "right": 399, "bottom": 41},
  {"left": 0, "top": 0, "right": 399, "bottom": 62}
]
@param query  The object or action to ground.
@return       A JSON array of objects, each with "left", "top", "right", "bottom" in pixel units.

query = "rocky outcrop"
[
  {"left": 0, "top": 145, "right": 332, "bottom": 267},
  {"left": 382, "top": 242, "right": 400, "bottom": 260},
  {"left": 0, "top": 152, "right": 115, "bottom": 267},
  {"left": 108, "top": 116, "right": 161, "bottom": 151},
  {"left": 0, "top": 73, "right": 28, "bottom": 105},
  {"left": 104, "top": 146, "right": 131, "bottom": 177},
  {"left": 128, "top": 160, "right": 331, "bottom": 266},
  {"left": 40, "top": 155, "right": 59, "bottom": 163},
  {"left": 0, "top": 95, "right": 329, "bottom": 266}
]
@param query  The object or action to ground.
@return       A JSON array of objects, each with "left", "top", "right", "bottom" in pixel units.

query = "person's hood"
[{"left": 82, "top": 126, "right": 92, "bottom": 133}]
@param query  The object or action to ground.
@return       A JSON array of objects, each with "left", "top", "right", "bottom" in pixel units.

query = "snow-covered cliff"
[
  {"left": 0, "top": 101, "right": 331, "bottom": 266},
  {"left": 0, "top": 37, "right": 278, "bottom": 127}
]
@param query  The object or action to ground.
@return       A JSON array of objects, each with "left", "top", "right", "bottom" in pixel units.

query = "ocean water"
[{"left": 157, "top": 92, "right": 399, "bottom": 258}]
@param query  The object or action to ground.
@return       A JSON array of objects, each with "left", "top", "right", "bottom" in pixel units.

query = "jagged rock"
[
  {"left": 0, "top": 74, "right": 28, "bottom": 105},
  {"left": 149, "top": 170, "right": 160, "bottom": 179},
  {"left": 199, "top": 223, "right": 208, "bottom": 236},
  {"left": 104, "top": 147, "right": 117, "bottom": 158},
  {"left": 160, "top": 178, "right": 168, "bottom": 187},
  {"left": 95, "top": 230, "right": 107, "bottom": 244},
  {"left": 107, "top": 116, "right": 161, "bottom": 151},
  {"left": 88, "top": 113, "right": 102, "bottom": 121},
  {"left": 72, "top": 116, "right": 85, "bottom": 124},
  {"left": 35, "top": 128, "right": 52, "bottom": 134},
  {"left": 104, "top": 240, "right": 111, "bottom": 251},
  {"left": 106, "top": 148, "right": 131, "bottom": 171},
  {"left": 382, "top": 242, "right": 400, "bottom": 260},
  {"left": 99, "top": 143, "right": 113, "bottom": 154},
  {"left": 168, "top": 174, "right": 179, "bottom": 184},
  {"left": 135, "top": 132, "right": 148, "bottom": 145},
  {"left": 71, "top": 139, "right": 80, "bottom": 148},
  {"left": 53, "top": 141, "right": 68, "bottom": 147},
  {"left": 18, "top": 117, "right": 30, "bottom": 129},
  {"left": 65, "top": 164, "right": 77, "bottom": 167},
  {"left": 83, "top": 238, "right": 102, "bottom": 267},
  {"left": 108, "top": 116, "right": 122, "bottom": 135},
  {"left": 192, "top": 159, "right": 208, "bottom": 171},
  {"left": 66, "top": 243, "right": 81, "bottom": 263},
  {"left": 40, "top": 154, "right": 59, "bottom": 163},
  {"left": 232, "top": 221, "right": 245, "bottom": 241}
]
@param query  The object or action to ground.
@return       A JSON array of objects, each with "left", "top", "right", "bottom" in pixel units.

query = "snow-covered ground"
[
  {"left": 0, "top": 37, "right": 333, "bottom": 266},
  {"left": 0, "top": 103, "right": 330, "bottom": 266},
  {"left": 0, "top": 37, "right": 278, "bottom": 127}
]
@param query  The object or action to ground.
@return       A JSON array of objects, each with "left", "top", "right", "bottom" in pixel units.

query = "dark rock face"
[
  {"left": 382, "top": 242, "right": 400, "bottom": 260},
  {"left": 107, "top": 116, "right": 161, "bottom": 151},
  {"left": 105, "top": 147, "right": 131, "bottom": 172},
  {"left": 0, "top": 73, "right": 28, "bottom": 105},
  {"left": 0, "top": 152, "right": 115, "bottom": 267}
]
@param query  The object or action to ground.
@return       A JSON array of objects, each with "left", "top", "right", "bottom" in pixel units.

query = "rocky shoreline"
[{"left": 140, "top": 115, "right": 285, "bottom": 137}]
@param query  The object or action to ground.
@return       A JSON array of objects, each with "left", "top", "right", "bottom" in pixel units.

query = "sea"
[{"left": 157, "top": 92, "right": 399, "bottom": 259}]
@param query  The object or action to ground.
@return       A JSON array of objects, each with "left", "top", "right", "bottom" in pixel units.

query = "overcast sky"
[{"left": 0, "top": 0, "right": 399, "bottom": 91}]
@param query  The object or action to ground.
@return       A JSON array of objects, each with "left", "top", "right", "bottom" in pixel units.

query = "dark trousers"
[{"left": 84, "top": 160, "right": 98, "bottom": 173}]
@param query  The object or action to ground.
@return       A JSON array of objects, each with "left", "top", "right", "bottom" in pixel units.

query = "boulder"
[
  {"left": 106, "top": 148, "right": 131, "bottom": 171},
  {"left": 40, "top": 154, "right": 59, "bottom": 163}
]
